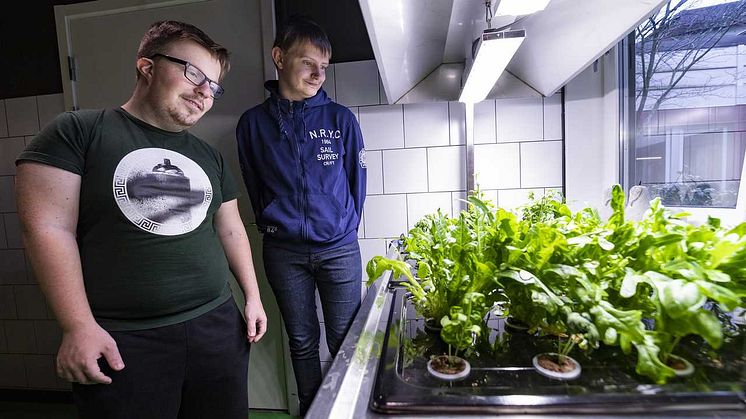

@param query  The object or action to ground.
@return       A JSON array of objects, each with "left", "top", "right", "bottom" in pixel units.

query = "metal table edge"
[{"left": 306, "top": 257, "right": 396, "bottom": 418}]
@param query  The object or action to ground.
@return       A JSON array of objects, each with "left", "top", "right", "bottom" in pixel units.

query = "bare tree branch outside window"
[
  {"left": 631, "top": 0, "right": 746, "bottom": 208},
  {"left": 636, "top": 0, "right": 746, "bottom": 121}
]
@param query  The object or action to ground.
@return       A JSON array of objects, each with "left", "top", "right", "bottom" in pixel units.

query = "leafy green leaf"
[{"left": 660, "top": 280, "right": 706, "bottom": 318}]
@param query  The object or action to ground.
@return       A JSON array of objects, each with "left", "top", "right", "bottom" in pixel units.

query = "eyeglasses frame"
[{"left": 149, "top": 53, "right": 225, "bottom": 99}]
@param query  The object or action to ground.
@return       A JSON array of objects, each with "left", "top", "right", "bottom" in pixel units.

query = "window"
[{"left": 624, "top": 0, "right": 746, "bottom": 208}]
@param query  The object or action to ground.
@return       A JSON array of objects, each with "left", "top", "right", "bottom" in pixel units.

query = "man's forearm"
[
  {"left": 23, "top": 228, "right": 97, "bottom": 331},
  {"left": 16, "top": 163, "right": 96, "bottom": 332},
  {"left": 215, "top": 201, "right": 262, "bottom": 301},
  {"left": 220, "top": 228, "right": 262, "bottom": 301}
]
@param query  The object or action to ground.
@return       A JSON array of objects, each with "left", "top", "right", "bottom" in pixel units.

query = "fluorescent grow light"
[{"left": 458, "top": 28, "right": 525, "bottom": 104}]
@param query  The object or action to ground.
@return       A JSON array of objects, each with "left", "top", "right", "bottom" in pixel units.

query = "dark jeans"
[
  {"left": 263, "top": 240, "right": 362, "bottom": 416},
  {"left": 72, "top": 299, "right": 250, "bottom": 419}
]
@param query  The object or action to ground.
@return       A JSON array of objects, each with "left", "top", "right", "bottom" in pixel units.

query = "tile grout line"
[{"left": 2, "top": 99, "right": 8, "bottom": 139}]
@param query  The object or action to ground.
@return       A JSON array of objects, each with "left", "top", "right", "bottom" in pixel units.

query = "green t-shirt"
[{"left": 17, "top": 108, "right": 239, "bottom": 331}]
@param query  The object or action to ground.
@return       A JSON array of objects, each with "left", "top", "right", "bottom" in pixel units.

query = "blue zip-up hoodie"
[{"left": 236, "top": 81, "right": 366, "bottom": 252}]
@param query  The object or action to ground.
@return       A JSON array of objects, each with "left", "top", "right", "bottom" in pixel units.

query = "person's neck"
[
  {"left": 277, "top": 80, "right": 304, "bottom": 103},
  {"left": 121, "top": 97, "right": 182, "bottom": 132}
]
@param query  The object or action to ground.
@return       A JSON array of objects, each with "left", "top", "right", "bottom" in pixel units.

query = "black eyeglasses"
[{"left": 149, "top": 53, "right": 224, "bottom": 99}]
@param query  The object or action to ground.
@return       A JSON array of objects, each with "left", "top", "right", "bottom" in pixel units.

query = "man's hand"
[
  {"left": 17, "top": 163, "right": 121, "bottom": 385},
  {"left": 56, "top": 323, "right": 125, "bottom": 385},
  {"left": 213, "top": 200, "right": 267, "bottom": 343},
  {"left": 245, "top": 297, "right": 267, "bottom": 343}
]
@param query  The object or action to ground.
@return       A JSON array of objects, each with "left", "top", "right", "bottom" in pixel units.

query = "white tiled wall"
[
  {"left": 497, "top": 97, "right": 544, "bottom": 141},
  {"left": 0, "top": 100, "right": 7, "bottom": 138},
  {"left": 0, "top": 59, "right": 564, "bottom": 392},
  {"left": 36, "top": 94, "right": 66, "bottom": 130},
  {"left": 474, "top": 143, "right": 521, "bottom": 189},
  {"left": 363, "top": 194, "right": 408, "bottom": 238},
  {"left": 0, "top": 218, "right": 6, "bottom": 250},
  {"left": 0, "top": 93, "right": 69, "bottom": 391},
  {"left": 359, "top": 105, "right": 404, "bottom": 150},
  {"left": 359, "top": 238, "right": 388, "bottom": 274},
  {"left": 334, "top": 61, "right": 380, "bottom": 107},
  {"left": 4, "top": 213, "right": 22, "bottom": 249},
  {"left": 0, "top": 176, "right": 18, "bottom": 213},
  {"left": 452, "top": 191, "right": 468, "bottom": 213},
  {"left": 521, "top": 141, "right": 564, "bottom": 187},
  {"left": 0, "top": 138, "right": 25, "bottom": 176},
  {"left": 498, "top": 188, "right": 545, "bottom": 210},
  {"left": 448, "top": 102, "right": 466, "bottom": 145},
  {"left": 5, "top": 97, "right": 39, "bottom": 137},
  {"left": 403, "top": 103, "right": 449, "bottom": 148},
  {"left": 406, "top": 192, "right": 453, "bottom": 229},
  {"left": 365, "top": 150, "right": 384, "bottom": 195},
  {"left": 543, "top": 94, "right": 563, "bottom": 140},
  {"left": 428, "top": 146, "right": 466, "bottom": 192},
  {"left": 329, "top": 60, "right": 564, "bottom": 289},
  {"left": 382, "top": 148, "right": 428, "bottom": 193},
  {"left": 474, "top": 101, "right": 496, "bottom": 144},
  {"left": 334, "top": 59, "right": 564, "bottom": 294}
]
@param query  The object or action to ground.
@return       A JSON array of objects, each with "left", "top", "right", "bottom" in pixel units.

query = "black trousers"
[{"left": 72, "top": 299, "right": 250, "bottom": 419}]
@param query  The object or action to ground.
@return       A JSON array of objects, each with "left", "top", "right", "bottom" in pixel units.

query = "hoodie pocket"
[
  {"left": 306, "top": 193, "right": 346, "bottom": 241},
  {"left": 260, "top": 196, "right": 302, "bottom": 238}
]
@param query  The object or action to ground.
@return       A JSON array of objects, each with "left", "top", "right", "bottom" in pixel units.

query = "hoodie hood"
[{"left": 264, "top": 80, "right": 331, "bottom": 113}]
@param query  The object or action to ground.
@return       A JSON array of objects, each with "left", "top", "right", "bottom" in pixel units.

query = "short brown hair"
[
  {"left": 273, "top": 15, "right": 331, "bottom": 58},
  {"left": 137, "top": 20, "right": 230, "bottom": 81}
]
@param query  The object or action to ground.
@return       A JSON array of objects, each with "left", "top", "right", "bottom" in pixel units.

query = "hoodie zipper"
[{"left": 290, "top": 103, "right": 309, "bottom": 241}]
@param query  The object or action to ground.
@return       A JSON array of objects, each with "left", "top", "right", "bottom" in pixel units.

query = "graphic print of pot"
[{"left": 126, "top": 158, "right": 204, "bottom": 224}]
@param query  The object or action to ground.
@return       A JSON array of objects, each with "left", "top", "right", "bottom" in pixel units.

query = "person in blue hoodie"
[{"left": 235, "top": 15, "right": 366, "bottom": 415}]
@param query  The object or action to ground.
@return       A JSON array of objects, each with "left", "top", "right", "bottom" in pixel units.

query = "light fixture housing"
[
  {"left": 458, "top": 28, "right": 525, "bottom": 104},
  {"left": 495, "top": 0, "right": 551, "bottom": 16}
]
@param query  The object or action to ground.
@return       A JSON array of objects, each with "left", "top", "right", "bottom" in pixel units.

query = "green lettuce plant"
[{"left": 365, "top": 184, "right": 745, "bottom": 384}]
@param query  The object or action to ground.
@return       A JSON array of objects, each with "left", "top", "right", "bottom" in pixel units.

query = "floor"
[{"left": 0, "top": 402, "right": 293, "bottom": 419}]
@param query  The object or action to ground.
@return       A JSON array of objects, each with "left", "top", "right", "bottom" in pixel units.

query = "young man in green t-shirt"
[{"left": 15, "top": 21, "right": 266, "bottom": 419}]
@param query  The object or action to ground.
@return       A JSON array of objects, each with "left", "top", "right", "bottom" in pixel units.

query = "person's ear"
[
  {"left": 271, "top": 47, "right": 284, "bottom": 70},
  {"left": 136, "top": 57, "right": 155, "bottom": 80}
]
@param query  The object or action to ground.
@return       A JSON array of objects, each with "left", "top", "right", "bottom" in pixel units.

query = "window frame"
[{"left": 619, "top": 21, "right": 746, "bottom": 226}]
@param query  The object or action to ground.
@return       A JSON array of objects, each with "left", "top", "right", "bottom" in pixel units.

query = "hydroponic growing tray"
[{"left": 370, "top": 286, "right": 746, "bottom": 415}]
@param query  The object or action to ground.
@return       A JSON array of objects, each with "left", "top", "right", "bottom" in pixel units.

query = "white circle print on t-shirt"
[{"left": 112, "top": 148, "right": 213, "bottom": 236}]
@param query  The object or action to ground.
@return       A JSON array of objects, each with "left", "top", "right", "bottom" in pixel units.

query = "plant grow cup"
[
  {"left": 427, "top": 355, "right": 471, "bottom": 381},
  {"left": 424, "top": 318, "right": 443, "bottom": 334},
  {"left": 532, "top": 352, "right": 581, "bottom": 380},
  {"left": 504, "top": 317, "right": 530, "bottom": 333},
  {"left": 666, "top": 354, "right": 695, "bottom": 377}
]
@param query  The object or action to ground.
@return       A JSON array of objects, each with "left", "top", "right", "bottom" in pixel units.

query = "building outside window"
[{"left": 624, "top": 0, "right": 746, "bottom": 208}]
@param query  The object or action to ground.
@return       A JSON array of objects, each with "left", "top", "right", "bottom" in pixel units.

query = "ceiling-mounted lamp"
[
  {"left": 458, "top": 28, "right": 525, "bottom": 104},
  {"left": 495, "top": 0, "right": 552, "bottom": 16}
]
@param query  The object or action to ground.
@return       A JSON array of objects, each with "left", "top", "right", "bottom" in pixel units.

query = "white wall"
[
  {"left": 565, "top": 48, "right": 621, "bottom": 212},
  {"left": 326, "top": 60, "right": 566, "bottom": 283}
]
